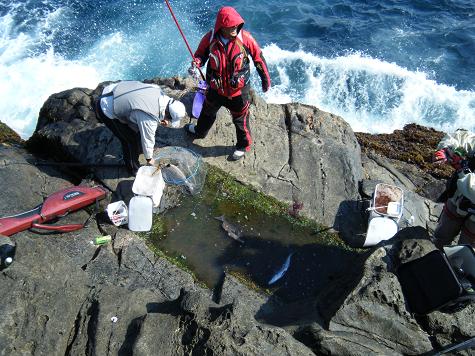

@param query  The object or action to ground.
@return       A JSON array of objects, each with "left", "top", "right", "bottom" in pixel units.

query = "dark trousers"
[
  {"left": 95, "top": 99, "right": 141, "bottom": 174},
  {"left": 195, "top": 88, "right": 251, "bottom": 151},
  {"left": 433, "top": 198, "right": 475, "bottom": 249}
]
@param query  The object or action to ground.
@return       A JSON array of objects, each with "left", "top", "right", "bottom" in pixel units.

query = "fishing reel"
[{"left": 0, "top": 235, "right": 16, "bottom": 270}]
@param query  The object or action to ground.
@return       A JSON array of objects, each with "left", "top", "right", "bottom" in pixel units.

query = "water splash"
[
  {"left": 0, "top": 0, "right": 196, "bottom": 138},
  {"left": 261, "top": 44, "right": 475, "bottom": 133}
]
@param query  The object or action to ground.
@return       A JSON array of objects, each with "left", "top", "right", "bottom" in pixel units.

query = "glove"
[
  {"left": 188, "top": 58, "right": 201, "bottom": 76},
  {"left": 434, "top": 148, "right": 463, "bottom": 170},
  {"left": 434, "top": 148, "right": 448, "bottom": 163}
]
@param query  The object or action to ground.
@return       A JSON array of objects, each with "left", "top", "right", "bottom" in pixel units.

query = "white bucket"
[
  {"left": 364, "top": 217, "right": 399, "bottom": 247},
  {"left": 128, "top": 196, "right": 153, "bottom": 232},
  {"left": 106, "top": 201, "right": 128, "bottom": 226},
  {"left": 132, "top": 166, "right": 165, "bottom": 208}
]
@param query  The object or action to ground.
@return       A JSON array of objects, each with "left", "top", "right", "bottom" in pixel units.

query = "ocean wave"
[
  {"left": 0, "top": 5, "right": 102, "bottom": 138},
  {"left": 1, "top": 0, "right": 474, "bottom": 138},
  {"left": 0, "top": 0, "right": 194, "bottom": 138},
  {"left": 261, "top": 44, "right": 475, "bottom": 133}
]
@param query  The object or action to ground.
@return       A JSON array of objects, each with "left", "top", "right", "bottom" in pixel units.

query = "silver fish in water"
[
  {"left": 214, "top": 215, "right": 244, "bottom": 244},
  {"left": 268, "top": 252, "right": 293, "bottom": 285}
]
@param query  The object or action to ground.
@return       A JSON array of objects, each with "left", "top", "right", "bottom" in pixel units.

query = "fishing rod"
[
  {"left": 163, "top": 0, "right": 206, "bottom": 81},
  {"left": 431, "top": 336, "right": 475, "bottom": 355},
  {"left": 33, "top": 161, "right": 124, "bottom": 168},
  {"left": 2, "top": 161, "right": 125, "bottom": 168}
]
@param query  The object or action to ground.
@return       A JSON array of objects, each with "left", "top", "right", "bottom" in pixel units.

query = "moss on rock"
[
  {"left": 203, "top": 165, "right": 346, "bottom": 248},
  {"left": 356, "top": 123, "right": 453, "bottom": 179},
  {"left": 0, "top": 121, "right": 23, "bottom": 146}
]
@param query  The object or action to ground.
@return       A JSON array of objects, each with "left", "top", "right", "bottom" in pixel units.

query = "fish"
[
  {"left": 160, "top": 163, "right": 194, "bottom": 193},
  {"left": 214, "top": 215, "right": 244, "bottom": 244},
  {"left": 161, "top": 163, "right": 187, "bottom": 182},
  {"left": 152, "top": 158, "right": 173, "bottom": 175},
  {"left": 268, "top": 252, "right": 294, "bottom": 285}
]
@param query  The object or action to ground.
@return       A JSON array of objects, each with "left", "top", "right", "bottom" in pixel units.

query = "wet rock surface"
[{"left": 1, "top": 78, "right": 474, "bottom": 355}]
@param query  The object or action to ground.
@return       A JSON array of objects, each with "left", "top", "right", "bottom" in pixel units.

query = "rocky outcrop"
[
  {"left": 2, "top": 78, "right": 474, "bottom": 355},
  {"left": 27, "top": 78, "right": 447, "bottom": 243},
  {"left": 292, "top": 233, "right": 475, "bottom": 355},
  {"left": 0, "top": 121, "right": 23, "bottom": 146},
  {"left": 28, "top": 77, "right": 362, "bottom": 227},
  {"left": 0, "top": 143, "right": 313, "bottom": 355}
]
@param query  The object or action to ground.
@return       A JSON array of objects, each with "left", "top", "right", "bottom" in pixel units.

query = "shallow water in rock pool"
[{"left": 148, "top": 188, "right": 359, "bottom": 303}]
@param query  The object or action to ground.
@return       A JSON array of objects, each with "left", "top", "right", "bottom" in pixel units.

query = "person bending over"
[{"left": 95, "top": 80, "right": 186, "bottom": 175}]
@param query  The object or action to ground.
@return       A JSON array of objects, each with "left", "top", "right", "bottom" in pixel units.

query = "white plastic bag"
[
  {"left": 133, "top": 166, "right": 165, "bottom": 208},
  {"left": 106, "top": 201, "right": 128, "bottom": 226}
]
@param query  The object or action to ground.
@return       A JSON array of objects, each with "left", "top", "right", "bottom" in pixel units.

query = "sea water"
[{"left": 1, "top": 0, "right": 474, "bottom": 138}]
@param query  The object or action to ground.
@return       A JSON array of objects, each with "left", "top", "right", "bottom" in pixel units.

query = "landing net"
[{"left": 153, "top": 146, "right": 207, "bottom": 195}]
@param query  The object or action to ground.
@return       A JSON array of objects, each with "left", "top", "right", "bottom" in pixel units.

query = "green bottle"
[{"left": 94, "top": 235, "right": 112, "bottom": 245}]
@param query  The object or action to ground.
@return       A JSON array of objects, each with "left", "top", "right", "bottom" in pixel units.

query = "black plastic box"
[{"left": 397, "top": 245, "right": 475, "bottom": 314}]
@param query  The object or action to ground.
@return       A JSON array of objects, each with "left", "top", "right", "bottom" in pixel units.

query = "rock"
[
  {"left": 324, "top": 247, "right": 433, "bottom": 355},
  {"left": 179, "top": 290, "right": 213, "bottom": 319},
  {"left": 0, "top": 120, "right": 23, "bottom": 146},
  {"left": 30, "top": 78, "right": 362, "bottom": 227},
  {"left": 418, "top": 303, "right": 475, "bottom": 351},
  {"left": 356, "top": 123, "right": 451, "bottom": 181},
  {"left": 394, "top": 235, "right": 437, "bottom": 264},
  {"left": 1, "top": 78, "right": 468, "bottom": 355}
]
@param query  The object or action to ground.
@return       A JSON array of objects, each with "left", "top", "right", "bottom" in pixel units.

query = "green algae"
[
  {"left": 202, "top": 165, "right": 349, "bottom": 249},
  {"left": 0, "top": 121, "right": 23, "bottom": 146},
  {"left": 227, "top": 269, "right": 272, "bottom": 295}
]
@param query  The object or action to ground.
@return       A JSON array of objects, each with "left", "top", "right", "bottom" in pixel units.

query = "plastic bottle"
[{"left": 0, "top": 236, "right": 16, "bottom": 269}]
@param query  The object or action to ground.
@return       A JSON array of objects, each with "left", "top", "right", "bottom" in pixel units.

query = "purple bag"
[{"left": 192, "top": 81, "right": 208, "bottom": 119}]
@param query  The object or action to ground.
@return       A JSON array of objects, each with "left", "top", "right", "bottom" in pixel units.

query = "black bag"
[{"left": 397, "top": 245, "right": 475, "bottom": 314}]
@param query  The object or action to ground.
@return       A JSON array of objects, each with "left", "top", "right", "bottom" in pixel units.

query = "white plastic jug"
[{"left": 128, "top": 196, "right": 153, "bottom": 232}]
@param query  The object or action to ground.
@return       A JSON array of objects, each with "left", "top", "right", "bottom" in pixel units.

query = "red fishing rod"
[{"left": 164, "top": 0, "right": 205, "bottom": 81}]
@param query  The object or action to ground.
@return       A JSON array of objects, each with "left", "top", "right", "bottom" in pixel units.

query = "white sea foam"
[
  {"left": 0, "top": 2, "right": 197, "bottom": 139},
  {"left": 0, "top": 47, "right": 100, "bottom": 138},
  {"left": 261, "top": 43, "right": 475, "bottom": 133},
  {"left": 0, "top": 14, "right": 150, "bottom": 138},
  {"left": 0, "top": 8, "right": 104, "bottom": 138}
]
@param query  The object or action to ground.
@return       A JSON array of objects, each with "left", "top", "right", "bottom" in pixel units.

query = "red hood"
[{"left": 214, "top": 6, "right": 244, "bottom": 35}]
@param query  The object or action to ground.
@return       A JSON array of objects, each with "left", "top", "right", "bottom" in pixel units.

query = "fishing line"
[{"left": 163, "top": 0, "right": 205, "bottom": 81}]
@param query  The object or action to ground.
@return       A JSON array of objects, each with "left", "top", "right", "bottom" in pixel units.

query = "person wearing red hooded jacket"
[{"left": 185, "top": 6, "right": 271, "bottom": 161}]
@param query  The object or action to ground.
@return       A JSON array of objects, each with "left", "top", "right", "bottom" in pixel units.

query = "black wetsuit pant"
[
  {"left": 194, "top": 87, "right": 251, "bottom": 151},
  {"left": 95, "top": 98, "right": 141, "bottom": 175}
]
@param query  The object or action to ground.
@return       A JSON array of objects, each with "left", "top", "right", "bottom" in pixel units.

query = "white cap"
[{"left": 168, "top": 100, "right": 186, "bottom": 128}]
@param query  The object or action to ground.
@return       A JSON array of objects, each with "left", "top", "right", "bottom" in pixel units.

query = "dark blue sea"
[{"left": 1, "top": 0, "right": 474, "bottom": 138}]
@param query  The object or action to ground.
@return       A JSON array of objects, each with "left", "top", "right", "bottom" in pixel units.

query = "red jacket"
[{"left": 194, "top": 6, "right": 271, "bottom": 98}]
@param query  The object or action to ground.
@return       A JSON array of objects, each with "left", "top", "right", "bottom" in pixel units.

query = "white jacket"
[
  {"left": 437, "top": 129, "right": 475, "bottom": 158},
  {"left": 440, "top": 129, "right": 475, "bottom": 212}
]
